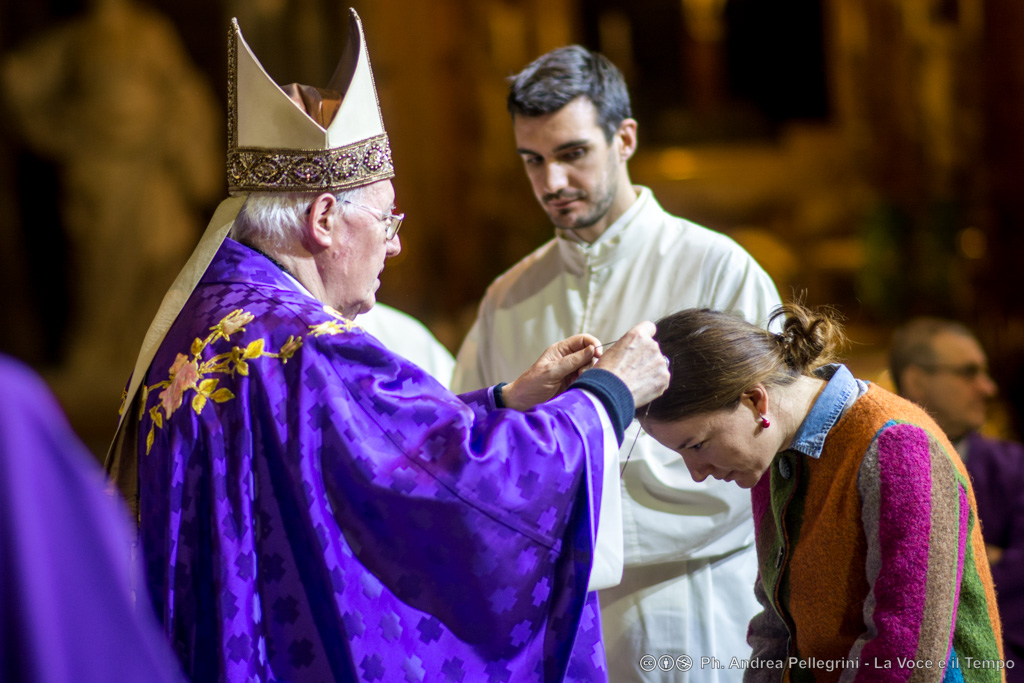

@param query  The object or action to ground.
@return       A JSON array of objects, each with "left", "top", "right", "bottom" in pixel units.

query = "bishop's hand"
[
  {"left": 590, "top": 321, "right": 669, "bottom": 407},
  {"left": 500, "top": 334, "right": 602, "bottom": 411}
]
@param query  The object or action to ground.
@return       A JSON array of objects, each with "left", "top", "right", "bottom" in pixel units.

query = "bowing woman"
[{"left": 638, "top": 304, "right": 1006, "bottom": 682}]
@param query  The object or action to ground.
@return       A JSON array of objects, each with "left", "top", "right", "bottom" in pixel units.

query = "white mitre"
[
  {"left": 107, "top": 9, "right": 392, "bottom": 485},
  {"left": 228, "top": 11, "right": 393, "bottom": 193}
]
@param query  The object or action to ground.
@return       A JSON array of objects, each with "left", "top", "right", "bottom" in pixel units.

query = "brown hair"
[
  {"left": 506, "top": 45, "right": 632, "bottom": 142},
  {"left": 641, "top": 304, "right": 846, "bottom": 421}
]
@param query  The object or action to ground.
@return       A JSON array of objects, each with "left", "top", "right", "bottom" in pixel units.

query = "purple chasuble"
[
  {"left": 132, "top": 238, "right": 609, "bottom": 682},
  {"left": 0, "top": 354, "right": 184, "bottom": 683}
]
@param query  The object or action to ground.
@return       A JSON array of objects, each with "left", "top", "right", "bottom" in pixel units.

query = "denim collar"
[{"left": 787, "top": 363, "right": 868, "bottom": 459}]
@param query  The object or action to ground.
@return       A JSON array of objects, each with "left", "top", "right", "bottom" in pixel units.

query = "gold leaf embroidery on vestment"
[
  {"left": 309, "top": 305, "right": 359, "bottom": 337},
  {"left": 140, "top": 307, "right": 353, "bottom": 454}
]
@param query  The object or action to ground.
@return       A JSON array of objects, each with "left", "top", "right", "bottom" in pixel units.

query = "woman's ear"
[{"left": 743, "top": 384, "right": 769, "bottom": 418}]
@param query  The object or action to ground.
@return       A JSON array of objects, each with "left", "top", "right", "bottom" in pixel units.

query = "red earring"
[{"left": 760, "top": 416, "right": 770, "bottom": 429}]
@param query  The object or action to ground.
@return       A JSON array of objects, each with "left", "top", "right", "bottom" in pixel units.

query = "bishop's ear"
[{"left": 306, "top": 193, "right": 339, "bottom": 248}]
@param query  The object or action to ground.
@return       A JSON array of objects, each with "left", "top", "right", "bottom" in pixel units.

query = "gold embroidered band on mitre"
[{"left": 227, "top": 134, "right": 393, "bottom": 194}]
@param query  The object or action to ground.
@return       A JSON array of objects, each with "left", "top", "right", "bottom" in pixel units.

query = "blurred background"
[{"left": 2, "top": 0, "right": 1022, "bottom": 458}]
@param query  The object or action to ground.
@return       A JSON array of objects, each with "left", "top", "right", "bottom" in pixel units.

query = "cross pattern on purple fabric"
[
  {"left": 260, "top": 552, "right": 286, "bottom": 583},
  {"left": 220, "top": 513, "right": 240, "bottom": 541},
  {"left": 402, "top": 656, "right": 427, "bottom": 682},
  {"left": 441, "top": 657, "right": 467, "bottom": 682},
  {"left": 516, "top": 469, "right": 541, "bottom": 498},
  {"left": 484, "top": 660, "right": 514, "bottom": 683},
  {"left": 388, "top": 465, "right": 418, "bottom": 494},
  {"left": 378, "top": 612, "right": 402, "bottom": 643},
  {"left": 234, "top": 551, "right": 254, "bottom": 580},
  {"left": 221, "top": 590, "right": 240, "bottom": 621},
  {"left": 531, "top": 577, "right": 552, "bottom": 607},
  {"left": 537, "top": 506, "right": 559, "bottom": 534},
  {"left": 272, "top": 596, "right": 299, "bottom": 625},
  {"left": 135, "top": 239, "right": 611, "bottom": 682},
  {"left": 356, "top": 569, "right": 379, "bottom": 598},
  {"left": 359, "top": 653, "right": 386, "bottom": 681},
  {"left": 226, "top": 632, "right": 251, "bottom": 662},
  {"left": 489, "top": 586, "right": 518, "bottom": 614},
  {"left": 517, "top": 546, "right": 540, "bottom": 575},
  {"left": 286, "top": 638, "right": 315, "bottom": 668},
  {"left": 256, "top": 508, "right": 274, "bottom": 540},
  {"left": 416, "top": 616, "right": 443, "bottom": 644},
  {"left": 342, "top": 610, "right": 366, "bottom": 637},
  {"left": 511, "top": 620, "right": 534, "bottom": 647}
]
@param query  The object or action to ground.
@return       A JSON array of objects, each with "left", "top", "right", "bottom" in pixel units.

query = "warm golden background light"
[{"left": 1, "top": 0, "right": 1020, "bottom": 455}]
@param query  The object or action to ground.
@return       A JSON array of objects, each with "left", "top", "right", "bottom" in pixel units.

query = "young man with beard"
[{"left": 452, "top": 45, "right": 782, "bottom": 681}]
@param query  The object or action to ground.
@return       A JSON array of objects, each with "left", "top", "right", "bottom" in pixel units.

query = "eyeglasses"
[
  {"left": 916, "top": 362, "right": 990, "bottom": 381},
  {"left": 341, "top": 200, "right": 404, "bottom": 240}
]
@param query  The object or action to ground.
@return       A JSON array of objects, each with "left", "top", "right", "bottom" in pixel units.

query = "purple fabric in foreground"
[
  {"left": 132, "top": 238, "right": 608, "bottom": 682},
  {"left": 0, "top": 354, "right": 184, "bottom": 683}
]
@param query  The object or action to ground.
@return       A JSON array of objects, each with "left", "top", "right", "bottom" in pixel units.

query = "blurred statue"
[{"left": 0, "top": 0, "right": 221, "bottom": 401}]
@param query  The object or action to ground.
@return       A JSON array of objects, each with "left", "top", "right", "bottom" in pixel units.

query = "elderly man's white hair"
[{"left": 231, "top": 187, "right": 365, "bottom": 252}]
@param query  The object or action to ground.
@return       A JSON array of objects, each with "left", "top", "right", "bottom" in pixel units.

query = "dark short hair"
[
  {"left": 507, "top": 45, "right": 632, "bottom": 142},
  {"left": 641, "top": 305, "right": 846, "bottom": 422},
  {"left": 888, "top": 317, "right": 976, "bottom": 394}
]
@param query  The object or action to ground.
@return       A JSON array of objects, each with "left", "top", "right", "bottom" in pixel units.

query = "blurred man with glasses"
[{"left": 890, "top": 316, "right": 1024, "bottom": 678}]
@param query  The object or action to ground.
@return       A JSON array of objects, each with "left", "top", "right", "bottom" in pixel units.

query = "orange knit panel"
[{"left": 785, "top": 419, "right": 872, "bottom": 667}]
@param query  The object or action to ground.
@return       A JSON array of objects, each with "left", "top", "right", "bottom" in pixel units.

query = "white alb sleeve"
[{"left": 579, "top": 391, "right": 624, "bottom": 591}]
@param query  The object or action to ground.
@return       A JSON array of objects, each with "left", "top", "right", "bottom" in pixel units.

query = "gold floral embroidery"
[
  {"left": 279, "top": 335, "right": 303, "bottom": 362},
  {"left": 309, "top": 306, "right": 358, "bottom": 338},
  {"left": 323, "top": 304, "right": 353, "bottom": 323},
  {"left": 159, "top": 354, "right": 200, "bottom": 418},
  {"left": 141, "top": 307, "right": 358, "bottom": 454},
  {"left": 137, "top": 385, "right": 149, "bottom": 421},
  {"left": 212, "top": 309, "right": 255, "bottom": 341},
  {"left": 309, "top": 320, "right": 346, "bottom": 337}
]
